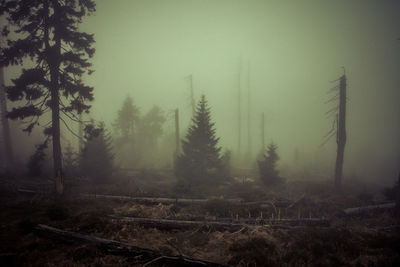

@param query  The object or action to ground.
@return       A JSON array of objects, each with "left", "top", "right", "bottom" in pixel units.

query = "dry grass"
[{"left": 0, "top": 178, "right": 399, "bottom": 266}]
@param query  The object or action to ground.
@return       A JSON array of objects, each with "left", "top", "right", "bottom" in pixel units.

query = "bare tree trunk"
[
  {"left": 261, "top": 112, "right": 265, "bottom": 152},
  {"left": 189, "top": 74, "right": 195, "bottom": 118},
  {"left": 246, "top": 60, "right": 252, "bottom": 160},
  {"left": 0, "top": 67, "right": 14, "bottom": 169},
  {"left": 109, "top": 215, "right": 331, "bottom": 229},
  {"left": 175, "top": 108, "right": 180, "bottom": 155},
  {"left": 237, "top": 58, "right": 242, "bottom": 162},
  {"left": 50, "top": 68, "right": 63, "bottom": 195},
  {"left": 34, "top": 224, "right": 228, "bottom": 266},
  {"left": 334, "top": 74, "right": 347, "bottom": 189}
]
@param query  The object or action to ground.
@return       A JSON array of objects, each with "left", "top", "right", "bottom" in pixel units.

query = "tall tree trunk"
[
  {"left": 50, "top": 67, "right": 63, "bottom": 195},
  {"left": 247, "top": 60, "right": 252, "bottom": 160},
  {"left": 237, "top": 58, "right": 242, "bottom": 162},
  {"left": 175, "top": 108, "right": 180, "bottom": 155},
  {"left": 46, "top": 0, "right": 63, "bottom": 195},
  {"left": 0, "top": 67, "right": 14, "bottom": 169},
  {"left": 189, "top": 75, "right": 195, "bottom": 118},
  {"left": 334, "top": 74, "right": 347, "bottom": 189},
  {"left": 261, "top": 112, "right": 265, "bottom": 152}
]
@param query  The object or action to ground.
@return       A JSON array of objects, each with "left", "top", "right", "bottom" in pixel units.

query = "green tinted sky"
[{"left": 4, "top": 0, "right": 400, "bottom": 182}]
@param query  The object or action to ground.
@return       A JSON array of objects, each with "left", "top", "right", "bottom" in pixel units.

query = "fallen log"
[
  {"left": 343, "top": 202, "right": 396, "bottom": 215},
  {"left": 79, "top": 193, "right": 299, "bottom": 208},
  {"left": 80, "top": 193, "right": 243, "bottom": 205},
  {"left": 34, "top": 224, "right": 229, "bottom": 266},
  {"left": 108, "top": 215, "right": 247, "bottom": 231},
  {"left": 108, "top": 215, "right": 331, "bottom": 230}
]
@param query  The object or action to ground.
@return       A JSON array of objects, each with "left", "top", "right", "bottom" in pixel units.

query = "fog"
[{"left": 3, "top": 0, "right": 400, "bottom": 184}]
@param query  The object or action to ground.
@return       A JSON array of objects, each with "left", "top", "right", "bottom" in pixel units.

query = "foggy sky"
[{"left": 4, "top": 0, "right": 400, "bottom": 184}]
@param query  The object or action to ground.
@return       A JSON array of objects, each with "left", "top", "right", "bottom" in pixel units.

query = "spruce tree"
[
  {"left": 175, "top": 95, "right": 224, "bottom": 185},
  {"left": 1, "top": 0, "right": 96, "bottom": 193},
  {"left": 113, "top": 96, "right": 140, "bottom": 167},
  {"left": 136, "top": 105, "right": 166, "bottom": 167},
  {"left": 258, "top": 142, "right": 283, "bottom": 185},
  {"left": 80, "top": 123, "right": 114, "bottom": 184},
  {"left": 113, "top": 96, "right": 140, "bottom": 139}
]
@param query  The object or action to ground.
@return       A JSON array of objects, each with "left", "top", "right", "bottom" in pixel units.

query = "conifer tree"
[
  {"left": 113, "top": 96, "right": 140, "bottom": 167},
  {"left": 80, "top": 122, "right": 114, "bottom": 184},
  {"left": 27, "top": 139, "right": 49, "bottom": 178},
  {"left": 113, "top": 96, "right": 140, "bottom": 139},
  {"left": 258, "top": 142, "right": 283, "bottom": 185},
  {"left": 175, "top": 95, "right": 224, "bottom": 185},
  {"left": 0, "top": 0, "right": 96, "bottom": 192}
]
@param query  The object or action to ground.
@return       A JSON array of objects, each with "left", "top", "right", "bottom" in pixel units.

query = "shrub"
[{"left": 258, "top": 143, "right": 284, "bottom": 185}]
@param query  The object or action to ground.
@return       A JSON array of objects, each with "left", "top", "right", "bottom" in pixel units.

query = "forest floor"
[{"left": 0, "top": 172, "right": 399, "bottom": 266}]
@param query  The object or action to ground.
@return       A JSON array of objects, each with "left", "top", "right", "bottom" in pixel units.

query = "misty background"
[{"left": 3, "top": 0, "right": 400, "bottom": 185}]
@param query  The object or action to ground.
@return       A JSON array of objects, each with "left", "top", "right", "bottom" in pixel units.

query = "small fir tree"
[
  {"left": 258, "top": 142, "right": 283, "bottom": 185},
  {"left": 80, "top": 123, "right": 114, "bottom": 184},
  {"left": 175, "top": 95, "right": 225, "bottom": 185}
]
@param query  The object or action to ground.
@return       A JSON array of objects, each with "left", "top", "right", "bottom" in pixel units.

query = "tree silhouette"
[
  {"left": 175, "top": 95, "right": 225, "bottom": 185},
  {"left": 258, "top": 142, "right": 283, "bottom": 185},
  {"left": 27, "top": 139, "right": 49, "bottom": 178},
  {"left": 80, "top": 122, "right": 114, "bottom": 184},
  {"left": 113, "top": 96, "right": 140, "bottom": 140},
  {"left": 136, "top": 105, "right": 166, "bottom": 166},
  {"left": 0, "top": 1, "right": 96, "bottom": 193}
]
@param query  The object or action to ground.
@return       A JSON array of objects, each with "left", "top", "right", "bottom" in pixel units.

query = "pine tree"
[
  {"left": 113, "top": 96, "right": 140, "bottom": 167},
  {"left": 137, "top": 105, "right": 165, "bottom": 144},
  {"left": 113, "top": 96, "right": 140, "bottom": 139},
  {"left": 136, "top": 105, "right": 165, "bottom": 165},
  {"left": 80, "top": 123, "right": 114, "bottom": 184},
  {"left": 1, "top": 1, "right": 96, "bottom": 193},
  {"left": 258, "top": 142, "right": 283, "bottom": 185},
  {"left": 175, "top": 95, "right": 224, "bottom": 185}
]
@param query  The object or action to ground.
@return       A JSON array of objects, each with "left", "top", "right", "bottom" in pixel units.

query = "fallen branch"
[
  {"left": 108, "top": 215, "right": 246, "bottom": 231},
  {"left": 108, "top": 215, "right": 331, "bottom": 230},
  {"left": 34, "top": 224, "right": 229, "bottom": 266},
  {"left": 80, "top": 194, "right": 243, "bottom": 205},
  {"left": 287, "top": 193, "right": 307, "bottom": 209},
  {"left": 343, "top": 202, "right": 395, "bottom": 215}
]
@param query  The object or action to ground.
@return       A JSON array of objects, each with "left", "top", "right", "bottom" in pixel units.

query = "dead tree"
[
  {"left": 246, "top": 60, "right": 252, "bottom": 159},
  {"left": 109, "top": 215, "right": 331, "bottom": 229},
  {"left": 175, "top": 108, "right": 180, "bottom": 155},
  {"left": 34, "top": 224, "right": 228, "bottom": 266},
  {"left": 344, "top": 202, "right": 395, "bottom": 216},
  {"left": 322, "top": 70, "right": 347, "bottom": 189},
  {"left": 237, "top": 58, "right": 242, "bottom": 162},
  {"left": 0, "top": 67, "right": 14, "bottom": 169},
  {"left": 185, "top": 75, "right": 195, "bottom": 118},
  {"left": 335, "top": 73, "right": 347, "bottom": 189},
  {"left": 261, "top": 112, "right": 265, "bottom": 152}
]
